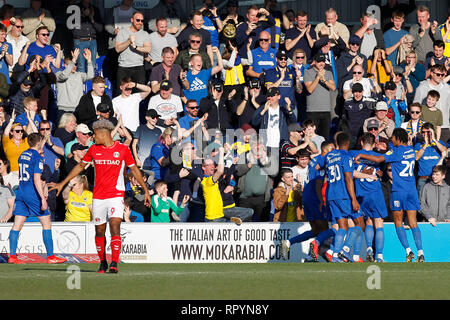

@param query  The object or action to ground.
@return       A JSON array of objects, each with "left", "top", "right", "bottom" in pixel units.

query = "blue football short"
[
  {"left": 327, "top": 199, "right": 362, "bottom": 221},
  {"left": 390, "top": 190, "right": 421, "bottom": 212},
  {"left": 358, "top": 191, "right": 388, "bottom": 219},
  {"left": 13, "top": 199, "right": 50, "bottom": 217},
  {"left": 303, "top": 199, "right": 329, "bottom": 221}
]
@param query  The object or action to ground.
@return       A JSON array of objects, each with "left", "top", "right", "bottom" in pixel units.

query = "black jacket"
[
  {"left": 198, "top": 95, "right": 237, "bottom": 134},
  {"left": 74, "top": 90, "right": 113, "bottom": 128}
]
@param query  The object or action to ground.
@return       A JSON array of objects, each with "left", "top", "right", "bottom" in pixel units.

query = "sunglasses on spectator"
[
  {"left": 13, "top": 129, "right": 24, "bottom": 133},
  {"left": 15, "top": 25, "right": 24, "bottom": 29},
  {"left": 278, "top": 57, "right": 287, "bottom": 61},
  {"left": 135, "top": 19, "right": 144, "bottom": 22},
  {"left": 190, "top": 40, "right": 201, "bottom": 44},
  {"left": 40, "top": 33, "right": 50, "bottom": 37},
  {"left": 387, "top": 168, "right": 392, "bottom": 172},
  {"left": 296, "top": 56, "right": 305, "bottom": 59},
  {"left": 259, "top": 38, "right": 269, "bottom": 42},
  {"left": 188, "top": 106, "right": 199, "bottom": 109},
  {"left": 368, "top": 127, "right": 378, "bottom": 131},
  {"left": 433, "top": 72, "right": 445, "bottom": 77},
  {"left": 353, "top": 71, "right": 363, "bottom": 74},
  {"left": 40, "top": 127, "right": 51, "bottom": 131},
  {"left": 410, "top": 111, "right": 421, "bottom": 114}
]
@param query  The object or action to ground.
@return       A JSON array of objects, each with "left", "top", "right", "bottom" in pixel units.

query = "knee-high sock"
[
  {"left": 9, "top": 230, "right": 20, "bottom": 256},
  {"left": 42, "top": 229, "right": 54, "bottom": 257},
  {"left": 111, "top": 236, "right": 122, "bottom": 263},
  {"left": 95, "top": 236, "right": 106, "bottom": 261},
  {"left": 411, "top": 227, "right": 423, "bottom": 251},
  {"left": 316, "top": 228, "right": 335, "bottom": 246},
  {"left": 353, "top": 231, "right": 364, "bottom": 256},
  {"left": 289, "top": 230, "right": 314, "bottom": 245},
  {"left": 333, "top": 228, "right": 347, "bottom": 255},
  {"left": 375, "top": 227, "right": 384, "bottom": 257},
  {"left": 342, "top": 226, "right": 362, "bottom": 253},
  {"left": 364, "top": 225, "right": 375, "bottom": 251},
  {"left": 395, "top": 226, "right": 410, "bottom": 250}
]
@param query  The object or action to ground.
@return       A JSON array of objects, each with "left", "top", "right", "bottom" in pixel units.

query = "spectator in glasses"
[
  {"left": 363, "top": 101, "right": 395, "bottom": 141},
  {"left": 18, "top": 26, "right": 61, "bottom": 70},
  {"left": 265, "top": 50, "right": 300, "bottom": 118},
  {"left": 414, "top": 64, "right": 450, "bottom": 142},
  {"left": 2, "top": 118, "right": 29, "bottom": 178},
  {"left": 115, "top": 11, "right": 150, "bottom": 94},
  {"left": 39, "top": 120, "right": 64, "bottom": 174},
  {"left": 336, "top": 35, "right": 368, "bottom": 97},
  {"left": 64, "top": 123, "right": 94, "bottom": 159},
  {"left": 175, "top": 33, "right": 211, "bottom": 71},
  {"left": 400, "top": 103, "right": 424, "bottom": 145},
  {"left": 246, "top": 31, "right": 277, "bottom": 79},
  {"left": 7, "top": 17, "right": 29, "bottom": 74},
  {"left": 343, "top": 64, "right": 379, "bottom": 100}
]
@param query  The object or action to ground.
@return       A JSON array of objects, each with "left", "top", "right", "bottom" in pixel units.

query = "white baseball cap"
[{"left": 76, "top": 123, "right": 92, "bottom": 134}]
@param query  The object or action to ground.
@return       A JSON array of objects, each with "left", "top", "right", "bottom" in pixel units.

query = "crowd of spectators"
[{"left": 0, "top": 0, "right": 449, "bottom": 225}]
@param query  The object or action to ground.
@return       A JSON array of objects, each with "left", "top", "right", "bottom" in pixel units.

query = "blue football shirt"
[
  {"left": 349, "top": 149, "right": 383, "bottom": 197},
  {"left": 184, "top": 68, "right": 212, "bottom": 105},
  {"left": 413, "top": 141, "right": 443, "bottom": 177},
  {"left": 383, "top": 145, "right": 416, "bottom": 192},
  {"left": 16, "top": 148, "right": 44, "bottom": 207},
  {"left": 324, "top": 149, "right": 354, "bottom": 201}
]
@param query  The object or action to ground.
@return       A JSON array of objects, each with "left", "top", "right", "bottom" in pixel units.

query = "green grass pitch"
[{"left": 1, "top": 263, "right": 449, "bottom": 300}]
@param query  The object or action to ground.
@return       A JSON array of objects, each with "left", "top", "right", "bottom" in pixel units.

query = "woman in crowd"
[
  {"left": 62, "top": 174, "right": 92, "bottom": 222},
  {"left": 53, "top": 112, "right": 77, "bottom": 147},
  {"left": 2, "top": 113, "right": 29, "bottom": 178}
]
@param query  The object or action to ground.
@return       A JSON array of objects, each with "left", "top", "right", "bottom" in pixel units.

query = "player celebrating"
[
  {"left": 49, "top": 120, "right": 151, "bottom": 273},
  {"left": 280, "top": 143, "right": 336, "bottom": 262},
  {"left": 322, "top": 133, "right": 372, "bottom": 263},
  {"left": 349, "top": 133, "right": 388, "bottom": 263},
  {"left": 355, "top": 128, "right": 424, "bottom": 262},
  {"left": 8, "top": 133, "right": 67, "bottom": 264}
]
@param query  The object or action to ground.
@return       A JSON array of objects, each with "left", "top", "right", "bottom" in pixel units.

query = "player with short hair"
[
  {"left": 322, "top": 132, "right": 370, "bottom": 263},
  {"left": 50, "top": 119, "right": 151, "bottom": 273},
  {"left": 355, "top": 128, "right": 425, "bottom": 262},
  {"left": 349, "top": 133, "right": 388, "bottom": 262},
  {"left": 8, "top": 133, "right": 67, "bottom": 264}
]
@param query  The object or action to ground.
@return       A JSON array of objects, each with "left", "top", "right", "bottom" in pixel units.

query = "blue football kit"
[
  {"left": 14, "top": 148, "right": 50, "bottom": 217},
  {"left": 302, "top": 156, "right": 327, "bottom": 221},
  {"left": 384, "top": 145, "right": 421, "bottom": 211},
  {"left": 324, "top": 149, "right": 361, "bottom": 221},
  {"left": 349, "top": 149, "right": 388, "bottom": 219}
]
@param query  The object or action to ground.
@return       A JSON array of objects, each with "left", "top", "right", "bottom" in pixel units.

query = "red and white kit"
[{"left": 82, "top": 141, "right": 135, "bottom": 225}]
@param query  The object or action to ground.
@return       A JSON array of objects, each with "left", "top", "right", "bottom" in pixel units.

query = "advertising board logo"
[{"left": 56, "top": 230, "right": 81, "bottom": 253}]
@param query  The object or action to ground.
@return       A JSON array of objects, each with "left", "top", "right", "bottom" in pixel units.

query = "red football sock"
[
  {"left": 111, "top": 236, "right": 121, "bottom": 263},
  {"left": 95, "top": 236, "right": 106, "bottom": 261}
]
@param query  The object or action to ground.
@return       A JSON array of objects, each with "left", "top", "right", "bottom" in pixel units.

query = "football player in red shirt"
[{"left": 50, "top": 119, "right": 151, "bottom": 273}]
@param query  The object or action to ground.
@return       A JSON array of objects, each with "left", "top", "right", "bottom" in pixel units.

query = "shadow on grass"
[{"left": 21, "top": 267, "right": 97, "bottom": 273}]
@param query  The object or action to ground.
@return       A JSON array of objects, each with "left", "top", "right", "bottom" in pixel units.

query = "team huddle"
[{"left": 281, "top": 128, "right": 425, "bottom": 263}]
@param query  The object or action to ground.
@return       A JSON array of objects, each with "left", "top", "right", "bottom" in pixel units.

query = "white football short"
[{"left": 92, "top": 197, "right": 124, "bottom": 225}]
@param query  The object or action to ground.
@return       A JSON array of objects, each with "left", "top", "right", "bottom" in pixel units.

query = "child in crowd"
[
  {"left": 421, "top": 90, "right": 442, "bottom": 141},
  {"left": 151, "top": 180, "right": 190, "bottom": 222}
]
